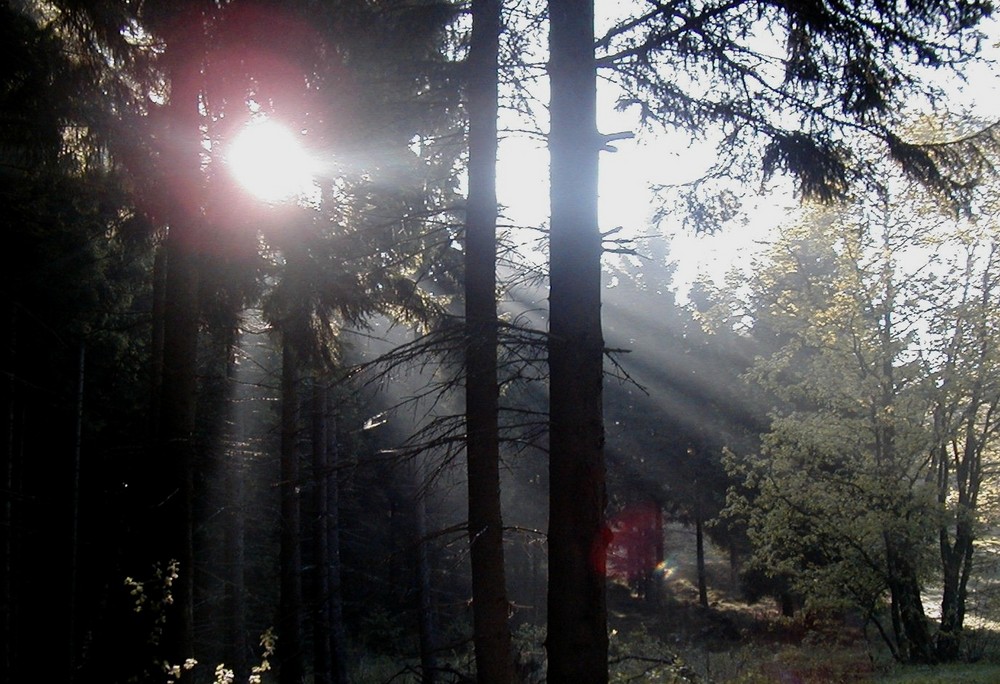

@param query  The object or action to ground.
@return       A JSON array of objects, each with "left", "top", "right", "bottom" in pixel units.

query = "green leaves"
[{"left": 721, "top": 159, "right": 1000, "bottom": 657}]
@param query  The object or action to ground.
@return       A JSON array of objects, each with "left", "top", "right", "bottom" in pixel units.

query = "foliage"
[
  {"left": 721, "top": 161, "right": 1000, "bottom": 661},
  {"left": 609, "top": 626, "right": 697, "bottom": 683},
  {"left": 876, "top": 662, "right": 1000, "bottom": 683},
  {"left": 599, "top": 0, "right": 997, "bottom": 216}
]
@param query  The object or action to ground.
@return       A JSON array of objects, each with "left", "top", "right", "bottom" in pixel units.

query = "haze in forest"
[{"left": 6, "top": 1, "right": 1000, "bottom": 684}]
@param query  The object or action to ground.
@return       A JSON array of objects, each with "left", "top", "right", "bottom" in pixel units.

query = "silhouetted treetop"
[{"left": 600, "top": 0, "right": 996, "bottom": 207}]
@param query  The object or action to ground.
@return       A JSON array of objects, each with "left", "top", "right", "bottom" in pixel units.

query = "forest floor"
[{"left": 603, "top": 524, "right": 1000, "bottom": 683}]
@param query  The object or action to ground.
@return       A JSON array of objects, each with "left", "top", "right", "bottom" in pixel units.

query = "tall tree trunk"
[
  {"left": 225, "top": 448, "right": 249, "bottom": 679},
  {"left": 157, "top": 203, "right": 199, "bottom": 668},
  {"left": 873, "top": 255, "right": 933, "bottom": 665},
  {"left": 465, "top": 0, "right": 514, "bottom": 681},
  {"left": 225, "top": 334, "right": 249, "bottom": 681},
  {"left": 326, "top": 405, "right": 348, "bottom": 684},
  {"left": 153, "top": 22, "right": 206, "bottom": 664},
  {"left": 885, "top": 535, "right": 935, "bottom": 663},
  {"left": 312, "top": 381, "right": 332, "bottom": 684},
  {"left": 68, "top": 341, "right": 85, "bottom": 680},
  {"left": 311, "top": 380, "right": 347, "bottom": 684},
  {"left": 695, "top": 514, "right": 709, "bottom": 609},
  {"left": 279, "top": 339, "right": 305, "bottom": 684},
  {"left": 1, "top": 306, "right": 18, "bottom": 682},
  {"left": 149, "top": 243, "right": 167, "bottom": 437},
  {"left": 414, "top": 466, "right": 438, "bottom": 684},
  {"left": 936, "top": 411, "right": 985, "bottom": 661},
  {"left": 546, "top": 0, "right": 608, "bottom": 681},
  {"left": 937, "top": 530, "right": 964, "bottom": 661}
]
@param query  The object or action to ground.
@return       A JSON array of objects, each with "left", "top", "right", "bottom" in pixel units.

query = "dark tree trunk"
[
  {"left": 224, "top": 448, "right": 249, "bottom": 679},
  {"left": 779, "top": 592, "right": 795, "bottom": 618},
  {"left": 279, "top": 339, "right": 305, "bottom": 684},
  {"left": 156, "top": 202, "right": 199, "bottom": 667},
  {"left": 68, "top": 342, "right": 85, "bottom": 679},
  {"left": 311, "top": 381, "right": 332, "bottom": 684},
  {"left": 653, "top": 503, "right": 664, "bottom": 567},
  {"left": 326, "top": 407, "right": 348, "bottom": 684},
  {"left": 225, "top": 336, "right": 249, "bottom": 681},
  {"left": 152, "top": 25, "right": 206, "bottom": 664},
  {"left": 874, "top": 286, "right": 933, "bottom": 665},
  {"left": 414, "top": 467, "right": 438, "bottom": 684},
  {"left": 885, "top": 535, "right": 935, "bottom": 664},
  {"left": 936, "top": 420, "right": 982, "bottom": 662},
  {"left": 149, "top": 244, "right": 167, "bottom": 437},
  {"left": 465, "top": 0, "right": 514, "bottom": 681},
  {"left": 546, "top": 0, "right": 608, "bottom": 681},
  {"left": 937, "top": 538, "right": 961, "bottom": 661},
  {"left": 311, "top": 380, "right": 348, "bottom": 684},
  {"left": 695, "top": 515, "right": 708, "bottom": 609},
  {"left": 1, "top": 306, "right": 17, "bottom": 682}
]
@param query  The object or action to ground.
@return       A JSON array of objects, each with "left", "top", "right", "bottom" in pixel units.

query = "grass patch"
[{"left": 875, "top": 662, "right": 1000, "bottom": 683}]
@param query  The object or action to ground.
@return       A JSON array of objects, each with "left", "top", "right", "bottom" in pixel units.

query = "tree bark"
[
  {"left": 465, "top": 0, "right": 515, "bottom": 681},
  {"left": 414, "top": 466, "right": 438, "bottom": 684},
  {"left": 149, "top": 244, "right": 166, "bottom": 437},
  {"left": 546, "top": 0, "right": 608, "bottom": 681},
  {"left": 224, "top": 448, "right": 249, "bottom": 679},
  {"left": 152, "top": 20, "right": 206, "bottom": 664},
  {"left": 225, "top": 335, "right": 249, "bottom": 681},
  {"left": 279, "top": 339, "right": 305, "bottom": 684},
  {"left": 311, "top": 381, "right": 332, "bottom": 684},
  {"left": 311, "top": 380, "right": 347, "bottom": 684},
  {"left": 326, "top": 406, "right": 348, "bottom": 684},
  {"left": 1, "top": 306, "right": 17, "bottom": 682},
  {"left": 873, "top": 253, "right": 933, "bottom": 665},
  {"left": 156, "top": 193, "right": 199, "bottom": 668},
  {"left": 885, "top": 534, "right": 935, "bottom": 663},
  {"left": 695, "top": 514, "right": 709, "bottom": 609},
  {"left": 68, "top": 341, "right": 85, "bottom": 680}
]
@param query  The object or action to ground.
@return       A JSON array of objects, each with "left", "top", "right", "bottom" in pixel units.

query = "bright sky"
[
  {"left": 224, "top": 11, "right": 1000, "bottom": 298},
  {"left": 496, "top": 82, "right": 788, "bottom": 297},
  {"left": 497, "top": 15, "right": 1000, "bottom": 298}
]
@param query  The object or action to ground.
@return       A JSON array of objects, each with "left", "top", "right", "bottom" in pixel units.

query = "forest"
[{"left": 4, "top": 0, "right": 1000, "bottom": 683}]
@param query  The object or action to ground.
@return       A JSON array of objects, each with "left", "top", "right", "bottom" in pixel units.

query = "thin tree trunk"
[
  {"left": 326, "top": 406, "right": 348, "bottom": 684},
  {"left": 873, "top": 254, "right": 933, "bottom": 665},
  {"left": 937, "top": 425, "right": 983, "bottom": 661},
  {"left": 68, "top": 341, "right": 85, "bottom": 681},
  {"left": 157, "top": 214, "right": 199, "bottom": 666},
  {"left": 938, "top": 533, "right": 962, "bottom": 661},
  {"left": 279, "top": 339, "right": 305, "bottom": 684},
  {"left": 225, "top": 448, "right": 249, "bottom": 678},
  {"left": 546, "top": 0, "right": 608, "bottom": 681},
  {"left": 2, "top": 305, "right": 17, "bottom": 682},
  {"left": 311, "top": 381, "right": 332, "bottom": 684},
  {"left": 695, "top": 514, "right": 708, "bottom": 609},
  {"left": 149, "top": 244, "right": 166, "bottom": 437},
  {"left": 466, "top": 0, "right": 514, "bottom": 681},
  {"left": 653, "top": 503, "right": 664, "bottom": 567},
  {"left": 729, "top": 544, "right": 739, "bottom": 591},
  {"left": 414, "top": 467, "right": 438, "bottom": 684},
  {"left": 225, "top": 334, "right": 248, "bottom": 680},
  {"left": 154, "top": 26, "right": 205, "bottom": 664}
]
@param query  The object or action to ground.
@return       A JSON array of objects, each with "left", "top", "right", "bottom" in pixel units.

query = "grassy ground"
[
  {"left": 874, "top": 663, "right": 1000, "bottom": 683},
  {"left": 603, "top": 523, "right": 1000, "bottom": 683}
]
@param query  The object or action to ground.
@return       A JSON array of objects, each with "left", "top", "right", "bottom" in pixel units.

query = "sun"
[{"left": 226, "top": 118, "right": 317, "bottom": 202}]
